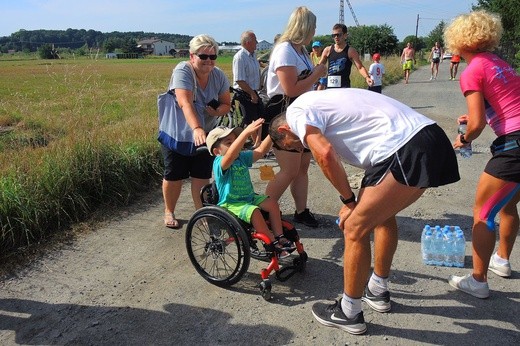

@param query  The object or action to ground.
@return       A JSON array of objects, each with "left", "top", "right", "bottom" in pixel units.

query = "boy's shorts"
[{"left": 220, "top": 194, "right": 268, "bottom": 223}]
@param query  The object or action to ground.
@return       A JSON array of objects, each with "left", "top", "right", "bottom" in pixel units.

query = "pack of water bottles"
[{"left": 421, "top": 225, "right": 466, "bottom": 267}]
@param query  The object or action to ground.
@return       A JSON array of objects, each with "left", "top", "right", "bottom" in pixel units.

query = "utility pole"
[
  {"left": 415, "top": 14, "right": 419, "bottom": 46},
  {"left": 339, "top": 0, "right": 344, "bottom": 24}
]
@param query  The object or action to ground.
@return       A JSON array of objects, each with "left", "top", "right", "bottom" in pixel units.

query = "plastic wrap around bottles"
[{"left": 421, "top": 224, "right": 466, "bottom": 267}]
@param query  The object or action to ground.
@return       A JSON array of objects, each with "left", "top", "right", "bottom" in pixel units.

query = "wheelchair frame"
[{"left": 185, "top": 183, "right": 308, "bottom": 300}]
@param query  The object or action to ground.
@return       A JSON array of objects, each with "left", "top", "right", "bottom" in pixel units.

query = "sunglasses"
[
  {"left": 331, "top": 33, "right": 343, "bottom": 38},
  {"left": 195, "top": 53, "right": 217, "bottom": 60}
]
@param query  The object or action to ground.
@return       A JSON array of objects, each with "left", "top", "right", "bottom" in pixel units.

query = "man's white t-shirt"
[{"left": 286, "top": 88, "right": 435, "bottom": 168}]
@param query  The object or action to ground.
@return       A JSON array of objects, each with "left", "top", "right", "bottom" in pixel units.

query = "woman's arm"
[
  {"left": 277, "top": 64, "right": 326, "bottom": 98},
  {"left": 176, "top": 88, "right": 206, "bottom": 146},
  {"left": 454, "top": 91, "right": 487, "bottom": 148}
]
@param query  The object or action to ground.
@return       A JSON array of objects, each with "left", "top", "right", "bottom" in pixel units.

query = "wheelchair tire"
[{"left": 185, "top": 206, "right": 251, "bottom": 287}]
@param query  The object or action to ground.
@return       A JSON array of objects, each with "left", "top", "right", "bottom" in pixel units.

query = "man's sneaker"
[
  {"left": 293, "top": 208, "right": 319, "bottom": 228},
  {"left": 311, "top": 299, "right": 367, "bottom": 335},
  {"left": 489, "top": 256, "right": 512, "bottom": 277},
  {"left": 362, "top": 287, "right": 391, "bottom": 312},
  {"left": 448, "top": 274, "right": 489, "bottom": 299}
]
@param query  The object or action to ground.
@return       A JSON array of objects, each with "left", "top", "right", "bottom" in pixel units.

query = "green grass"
[{"left": 0, "top": 54, "right": 406, "bottom": 253}]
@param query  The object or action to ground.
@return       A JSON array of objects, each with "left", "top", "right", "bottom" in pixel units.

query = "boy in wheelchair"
[{"left": 206, "top": 119, "right": 295, "bottom": 258}]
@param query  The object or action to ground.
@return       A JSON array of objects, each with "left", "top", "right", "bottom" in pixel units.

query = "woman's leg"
[
  {"left": 496, "top": 190, "right": 520, "bottom": 260},
  {"left": 265, "top": 149, "right": 301, "bottom": 201},
  {"left": 290, "top": 151, "right": 312, "bottom": 213},
  {"left": 191, "top": 178, "right": 210, "bottom": 210},
  {"left": 471, "top": 173, "right": 516, "bottom": 282}
]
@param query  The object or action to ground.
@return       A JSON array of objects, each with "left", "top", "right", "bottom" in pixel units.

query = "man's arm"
[
  {"left": 235, "top": 80, "right": 258, "bottom": 103},
  {"left": 303, "top": 125, "right": 355, "bottom": 200},
  {"left": 318, "top": 46, "right": 330, "bottom": 65},
  {"left": 349, "top": 47, "right": 373, "bottom": 86}
]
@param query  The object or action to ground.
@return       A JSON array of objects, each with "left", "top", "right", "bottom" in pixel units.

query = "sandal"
[{"left": 164, "top": 212, "right": 180, "bottom": 229}]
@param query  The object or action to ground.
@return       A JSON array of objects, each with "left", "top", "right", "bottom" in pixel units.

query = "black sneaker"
[
  {"left": 293, "top": 208, "right": 319, "bottom": 228},
  {"left": 361, "top": 286, "right": 391, "bottom": 312},
  {"left": 311, "top": 299, "right": 367, "bottom": 335}
]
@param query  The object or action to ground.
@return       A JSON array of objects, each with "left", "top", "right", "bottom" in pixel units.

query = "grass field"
[{"left": 0, "top": 54, "right": 405, "bottom": 253}]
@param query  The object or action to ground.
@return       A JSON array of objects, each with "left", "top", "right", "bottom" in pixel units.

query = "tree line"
[{"left": 0, "top": 28, "right": 192, "bottom": 54}]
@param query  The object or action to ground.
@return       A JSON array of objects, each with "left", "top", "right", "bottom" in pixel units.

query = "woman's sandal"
[{"left": 164, "top": 212, "right": 180, "bottom": 229}]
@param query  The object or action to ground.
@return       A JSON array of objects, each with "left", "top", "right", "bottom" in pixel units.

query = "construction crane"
[{"left": 339, "top": 0, "right": 360, "bottom": 27}]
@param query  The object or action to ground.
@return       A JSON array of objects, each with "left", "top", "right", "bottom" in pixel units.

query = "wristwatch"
[{"left": 340, "top": 193, "right": 356, "bottom": 205}]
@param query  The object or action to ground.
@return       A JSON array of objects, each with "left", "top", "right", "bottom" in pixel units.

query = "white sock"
[
  {"left": 368, "top": 273, "right": 388, "bottom": 296},
  {"left": 470, "top": 275, "right": 488, "bottom": 286},
  {"left": 493, "top": 252, "right": 509, "bottom": 266},
  {"left": 341, "top": 293, "right": 362, "bottom": 319}
]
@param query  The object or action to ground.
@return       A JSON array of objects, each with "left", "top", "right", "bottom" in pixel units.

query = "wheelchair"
[{"left": 185, "top": 183, "right": 308, "bottom": 300}]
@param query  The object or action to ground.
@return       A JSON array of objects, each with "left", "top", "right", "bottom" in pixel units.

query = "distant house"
[
  {"left": 218, "top": 44, "right": 241, "bottom": 53},
  {"left": 219, "top": 40, "right": 273, "bottom": 54},
  {"left": 137, "top": 38, "right": 175, "bottom": 56},
  {"left": 105, "top": 52, "right": 117, "bottom": 59},
  {"left": 257, "top": 40, "right": 273, "bottom": 51},
  {"left": 175, "top": 49, "right": 190, "bottom": 58}
]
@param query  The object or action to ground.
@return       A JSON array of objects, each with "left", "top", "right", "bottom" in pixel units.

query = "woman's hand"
[
  {"left": 457, "top": 114, "right": 469, "bottom": 124},
  {"left": 193, "top": 127, "right": 206, "bottom": 146}
]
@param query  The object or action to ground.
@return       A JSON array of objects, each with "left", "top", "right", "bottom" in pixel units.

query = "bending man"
[{"left": 269, "top": 88, "right": 460, "bottom": 335}]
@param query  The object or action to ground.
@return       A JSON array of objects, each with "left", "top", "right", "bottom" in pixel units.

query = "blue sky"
[{"left": 0, "top": 0, "right": 476, "bottom": 42}]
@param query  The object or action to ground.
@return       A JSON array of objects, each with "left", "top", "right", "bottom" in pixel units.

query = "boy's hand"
[{"left": 243, "top": 118, "right": 264, "bottom": 136}]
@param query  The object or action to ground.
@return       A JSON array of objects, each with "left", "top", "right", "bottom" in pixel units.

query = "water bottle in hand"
[{"left": 458, "top": 122, "right": 472, "bottom": 158}]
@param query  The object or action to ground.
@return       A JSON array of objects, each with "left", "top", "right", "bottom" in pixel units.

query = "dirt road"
[{"left": 1, "top": 62, "right": 519, "bottom": 345}]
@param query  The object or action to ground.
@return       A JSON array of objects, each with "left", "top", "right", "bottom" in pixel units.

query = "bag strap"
[{"left": 186, "top": 62, "right": 198, "bottom": 102}]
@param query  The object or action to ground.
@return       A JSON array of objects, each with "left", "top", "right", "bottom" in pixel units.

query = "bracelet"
[
  {"left": 193, "top": 126, "right": 202, "bottom": 131},
  {"left": 340, "top": 193, "right": 356, "bottom": 205}
]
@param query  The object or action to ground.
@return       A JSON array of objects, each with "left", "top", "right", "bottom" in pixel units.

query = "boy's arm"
[
  {"left": 220, "top": 119, "right": 264, "bottom": 170},
  {"left": 252, "top": 135, "right": 273, "bottom": 162}
]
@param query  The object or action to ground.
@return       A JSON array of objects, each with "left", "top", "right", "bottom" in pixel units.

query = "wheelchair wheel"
[{"left": 185, "top": 206, "right": 251, "bottom": 287}]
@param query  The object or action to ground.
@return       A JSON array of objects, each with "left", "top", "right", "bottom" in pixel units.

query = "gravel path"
[{"left": 1, "top": 62, "right": 518, "bottom": 345}]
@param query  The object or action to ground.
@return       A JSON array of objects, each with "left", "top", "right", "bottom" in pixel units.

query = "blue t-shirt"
[{"left": 213, "top": 151, "right": 255, "bottom": 205}]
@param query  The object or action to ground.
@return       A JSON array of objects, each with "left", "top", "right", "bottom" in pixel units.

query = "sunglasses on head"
[
  {"left": 331, "top": 33, "right": 342, "bottom": 38},
  {"left": 195, "top": 53, "right": 217, "bottom": 60}
]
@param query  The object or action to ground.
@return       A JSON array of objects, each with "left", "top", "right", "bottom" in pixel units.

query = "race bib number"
[{"left": 327, "top": 75, "right": 341, "bottom": 88}]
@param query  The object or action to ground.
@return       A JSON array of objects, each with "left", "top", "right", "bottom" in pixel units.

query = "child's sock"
[
  {"left": 367, "top": 272, "right": 388, "bottom": 296},
  {"left": 341, "top": 293, "right": 362, "bottom": 319}
]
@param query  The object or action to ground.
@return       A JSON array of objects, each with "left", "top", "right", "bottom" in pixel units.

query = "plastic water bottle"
[
  {"left": 432, "top": 231, "right": 445, "bottom": 266},
  {"left": 421, "top": 225, "right": 433, "bottom": 265},
  {"left": 453, "top": 229, "right": 466, "bottom": 268},
  {"left": 458, "top": 122, "right": 473, "bottom": 158},
  {"left": 443, "top": 229, "right": 455, "bottom": 267}
]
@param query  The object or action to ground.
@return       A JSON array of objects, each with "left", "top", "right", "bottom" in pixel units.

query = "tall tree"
[{"left": 473, "top": 0, "right": 520, "bottom": 65}]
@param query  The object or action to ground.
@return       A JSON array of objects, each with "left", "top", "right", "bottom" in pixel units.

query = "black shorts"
[
  {"left": 361, "top": 124, "right": 460, "bottom": 188},
  {"left": 161, "top": 144, "right": 214, "bottom": 181},
  {"left": 486, "top": 131, "right": 520, "bottom": 183},
  {"left": 432, "top": 58, "right": 440, "bottom": 64}
]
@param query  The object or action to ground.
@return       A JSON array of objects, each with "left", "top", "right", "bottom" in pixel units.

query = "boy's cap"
[
  {"left": 206, "top": 126, "right": 243, "bottom": 155},
  {"left": 372, "top": 53, "right": 381, "bottom": 61},
  {"left": 312, "top": 41, "right": 321, "bottom": 48}
]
